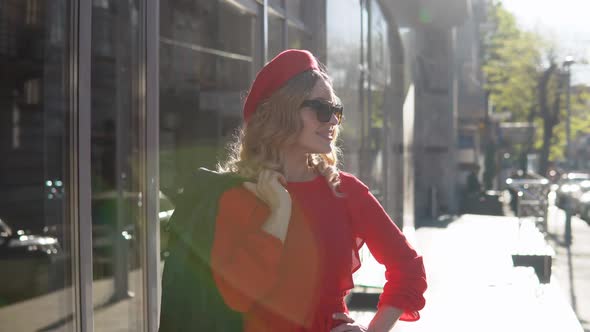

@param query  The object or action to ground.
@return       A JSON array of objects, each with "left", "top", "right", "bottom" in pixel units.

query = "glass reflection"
[
  {"left": 159, "top": 0, "right": 255, "bottom": 201},
  {"left": 269, "top": 0, "right": 284, "bottom": 10},
  {"left": 286, "top": 0, "right": 303, "bottom": 19},
  {"left": 288, "top": 26, "right": 305, "bottom": 49},
  {"left": 268, "top": 13, "right": 284, "bottom": 59},
  {"left": 0, "top": 0, "right": 74, "bottom": 331},
  {"left": 367, "top": 0, "right": 390, "bottom": 195},
  {"left": 327, "top": 0, "right": 362, "bottom": 174},
  {"left": 91, "top": 1, "right": 145, "bottom": 331}
]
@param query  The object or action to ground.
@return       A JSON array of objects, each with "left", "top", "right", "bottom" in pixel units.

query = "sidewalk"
[
  {"left": 2, "top": 212, "right": 587, "bottom": 331},
  {"left": 0, "top": 271, "right": 144, "bottom": 331},
  {"left": 545, "top": 204, "right": 590, "bottom": 331},
  {"left": 349, "top": 214, "right": 584, "bottom": 332}
]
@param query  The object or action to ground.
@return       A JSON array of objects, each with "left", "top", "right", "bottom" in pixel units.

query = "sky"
[{"left": 501, "top": 0, "right": 590, "bottom": 85}]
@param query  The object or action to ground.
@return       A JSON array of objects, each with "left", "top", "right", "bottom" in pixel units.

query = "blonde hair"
[{"left": 218, "top": 69, "right": 342, "bottom": 195}]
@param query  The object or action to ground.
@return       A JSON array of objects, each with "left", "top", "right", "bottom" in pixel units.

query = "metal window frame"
[
  {"left": 262, "top": 0, "right": 268, "bottom": 62},
  {"left": 282, "top": 0, "right": 288, "bottom": 48},
  {"left": 286, "top": 16, "right": 306, "bottom": 32},
  {"left": 145, "top": 0, "right": 160, "bottom": 331},
  {"left": 72, "top": 1, "right": 160, "bottom": 331},
  {"left": 160, "top": 37, "right": 253, "bottom": 62},
  {"left": 225, "top": 0, "right": 258, "bottom": 15},
  {"left": 73, "top": 0, "right": 93, "bottom": 331},
  {"left": 267, "top": 0, "right": 307, "bottom": 32}
]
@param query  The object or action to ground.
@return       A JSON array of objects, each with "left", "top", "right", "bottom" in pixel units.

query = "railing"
[
  {"left": 506, "top": 177, "right": 551, "bottom": 232},
  {"left": 506, "top": 175, "right": 555, "bottom": 284}
]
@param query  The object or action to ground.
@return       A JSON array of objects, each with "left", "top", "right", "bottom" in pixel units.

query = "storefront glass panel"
[
  {"left": 90, "top": 1, "right": 146, "bottom": 330},
  {"left": 268, "top": 13, "right": 284, "bottom": 59},
  {"left": 326, "top": 0, "right": 362, "bottom": 175},
  {"left": 269, "top": 0, "right": 283, "bottom": 10},
  {"left": 288, "top": 25, "right": 305, "bottom": 49},
  {"left": 159, "top": 0, "right": 256, "bottom": 201},
  {"left": 286, "top": 0, "right": 302, "bottom": 19},
  {"left": 367, "top": 0, "right": 390, "bottom": 193},
  {"left": 0, "top": 0, "right": 75, "bottom": 330}
]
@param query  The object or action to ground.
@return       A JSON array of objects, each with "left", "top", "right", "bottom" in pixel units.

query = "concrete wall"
[
  {"left": 380, "top": 0, "right": 474, "bottom": 224},
  {"left": 413, "top": 27, "right": 457, "bottom": 218},
  {"left": 328, "top": 0, "right": 484, "bottom": 226}
]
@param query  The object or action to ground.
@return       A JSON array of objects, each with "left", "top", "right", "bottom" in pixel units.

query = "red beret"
[{"left": 243, "top": 49, "right": 319, "bottom": 122}]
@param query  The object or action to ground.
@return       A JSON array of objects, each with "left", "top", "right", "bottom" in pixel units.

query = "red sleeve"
[
  {"left": 341, "top": 173, "right": 427, "bottom": 321},
  {"left": 210, "top": 187, "right": 284, "bottom": 312}
]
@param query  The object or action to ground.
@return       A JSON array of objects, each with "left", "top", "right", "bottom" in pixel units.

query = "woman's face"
[{"left": 294, "top": 79, "right": 340, "bottom": 154}]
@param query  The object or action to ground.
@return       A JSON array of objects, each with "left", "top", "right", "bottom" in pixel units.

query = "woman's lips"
[{"left": 317, "top": 131, "right": 333, "bottom": 141}]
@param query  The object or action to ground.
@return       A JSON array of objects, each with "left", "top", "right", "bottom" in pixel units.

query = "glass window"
[
  {"left": 370, "top": 0, "right": 390, "bottom": 88},
  {"left": 159, "top": 0, "right": 256, "bottom": 207},
  {"left": 269, "top": 0, "right": 284, "bottom": 10},
  {"left": 160, "top": 0, "right": 253, "bottom": 56},
  {"left": 367, "top": 0, "right": 390, "bottom": 190},
  {"left": 268, "top": 13, "right": 285, "bottom": 59},
  {"left": 91, "top": 1, "right": 146, "bottom": 330},
  {"left": 0, "top": 0, "right": 75, "bottom": 330},
  {"left": 327, "top": 0, "right": 363, "bottom": 174},
  {"left": 286, "top": 0, "right": 302, "bottom": 19},
  {"left": 288, "top": 25, "right": 305, "bottom": 49}
]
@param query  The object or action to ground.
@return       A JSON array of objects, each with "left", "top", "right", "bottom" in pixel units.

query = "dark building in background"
[{"left": 0, "top": 0, "right": 73, "bottom": 312}]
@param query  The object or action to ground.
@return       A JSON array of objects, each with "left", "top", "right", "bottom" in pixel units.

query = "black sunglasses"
[{"left": 300, "top": 99, "right": 343, "bottom": 123}]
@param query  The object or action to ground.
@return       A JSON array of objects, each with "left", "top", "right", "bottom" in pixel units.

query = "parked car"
[
  {"left": 578, "top": 191, "right": 590, "bottom": 223},
  {"left": 0, "top": 217, "right": 65, "bottom": 305},
  {"left": 0, "top": 190, "right": 175, "bottom": 305},
  {"left": 555, "top": 172, "right": 590, "bottom": 210},
  {"left": 91, "top": 190, "right": 174, "bottom": 275},
  {"left": 570, "top": 180, "right": 590, "bottom": 215}
]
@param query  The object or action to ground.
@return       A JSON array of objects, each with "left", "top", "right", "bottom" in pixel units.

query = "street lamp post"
[
  {"left": 358, "top": 0, "right": 366, "bottom": 181},
  {"left": 563, "top": 55, "right": 575, "bottom": 168},
  {"left": 563, "top": 55, "right": 575, "bottom": 246}
]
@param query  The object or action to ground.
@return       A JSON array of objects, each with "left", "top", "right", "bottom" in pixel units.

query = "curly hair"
[{"left": 218, "top": 68, "right": 343, "bottom": 195}]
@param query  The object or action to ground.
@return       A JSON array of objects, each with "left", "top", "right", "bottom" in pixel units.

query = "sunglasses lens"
[
  {"left": 316, "top": 104, "right": 332, "bottom": 122},
  {"left": 301, "top": 100, "right": 343, "bottom": 123}
]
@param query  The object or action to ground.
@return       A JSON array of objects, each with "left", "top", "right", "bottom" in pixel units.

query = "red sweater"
[{"left": 211, "top": 172, "right": 427, "bottom": 331}]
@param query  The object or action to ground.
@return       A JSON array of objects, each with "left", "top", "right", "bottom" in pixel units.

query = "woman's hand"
[
  {"left": 331, "top": 312, "right": 369, "bottom": 332},
  {"left": 243, "top": 170, "right": 292, "bottom": 242},
  {"left": 243, "top": 169, "right": 290, "bottom": 212}
]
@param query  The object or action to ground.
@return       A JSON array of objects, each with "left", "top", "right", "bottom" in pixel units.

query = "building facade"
[{"left": 0, "top": 0, "right": 481, "bottom": 330}]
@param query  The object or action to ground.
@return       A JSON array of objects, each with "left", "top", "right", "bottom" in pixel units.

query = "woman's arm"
[
  {"left": 367, "top": 305, "right": 404, "bottom": 331},
  {"left": 331, "top": 306, "right": 403, "bottom": 332},
  {"left": 342, "top": 173, "right": 427, "bottom": 321},
  {"left": 211, "top": 170, "right": 292, "bottom": 312}
]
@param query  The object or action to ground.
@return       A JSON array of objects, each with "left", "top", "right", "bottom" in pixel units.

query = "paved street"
[{"left": 545, "top": 204, "right": 590, "bottom": 332}]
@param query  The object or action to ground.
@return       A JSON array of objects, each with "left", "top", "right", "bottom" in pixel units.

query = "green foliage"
[
  {"left": 548, "top": 87, "right": 590, "bottom": 160},
  {"left": 482, "top": 1, "right": 590, "bottom": 169},
  {"left": 482, "top": 2, "right": 541, "bottom": 122},
  {"left": 370, "top": 89, "right": 384, "bottom": 128}
]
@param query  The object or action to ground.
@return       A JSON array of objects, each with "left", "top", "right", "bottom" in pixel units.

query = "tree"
[
  {"left": 536, "top": 61, "right": 561, "bottom": 175},
  {"left": 481, "top": 1, "right": 590, "bottom": 176},
  {"left": 482, "top": 2, "right": 541, "bottom": 123},
  {"left": 548, "top": 85, "right": 590, "bottom": 164},
  {"left": 481, "top": 1, "right": 541, "bottom": 179}
]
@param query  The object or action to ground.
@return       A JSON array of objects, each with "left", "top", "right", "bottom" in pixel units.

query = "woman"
[{"left": 159, "top": 49, "right": 426, "bottom": 332}]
